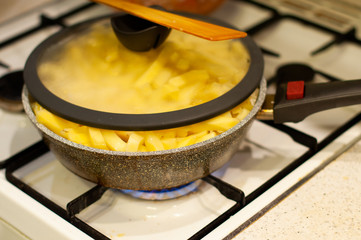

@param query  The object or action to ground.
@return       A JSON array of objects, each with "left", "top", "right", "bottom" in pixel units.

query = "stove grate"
[
  {"left": 5, "top": 141, "right": 247, "bottom": 240},
  {"left": 5, "top": 142, "right": 112, "bottom": 240},
  {"left": 0, "top": 2, "right": 96, "bottom": 49}
]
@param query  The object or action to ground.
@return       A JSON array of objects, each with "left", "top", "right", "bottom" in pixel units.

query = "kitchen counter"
[{"left": 234, "top": 138, "right": 361, "bottom": 240}]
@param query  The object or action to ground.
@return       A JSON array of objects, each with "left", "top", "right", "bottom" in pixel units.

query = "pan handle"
[{"left": 272, "top": 79, "right": 361, "bottom": 123}]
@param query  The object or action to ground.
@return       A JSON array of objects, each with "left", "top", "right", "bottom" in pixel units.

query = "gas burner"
[
  {"left": 0, "top": 70, "right": 24, "bottom": 112},
  {"left": 121, "top": 181, "right": 201, "bottom": 200}
]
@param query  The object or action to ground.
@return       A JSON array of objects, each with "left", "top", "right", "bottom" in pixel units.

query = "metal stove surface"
[{"left": 0, "top": 0, "right": 361, "bottom": 240}]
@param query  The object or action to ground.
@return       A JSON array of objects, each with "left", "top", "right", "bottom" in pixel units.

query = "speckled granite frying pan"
[{"left": 22, "top": 13, "right": 265, "bottom": 190}]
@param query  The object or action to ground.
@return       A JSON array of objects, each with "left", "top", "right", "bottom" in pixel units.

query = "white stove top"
[{"left": 0, "top": 0, "right": 361, "bottom": 239}]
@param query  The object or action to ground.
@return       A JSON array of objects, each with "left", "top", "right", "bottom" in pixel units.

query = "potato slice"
[
  {"left": 157, "top": 129, "right": 176, "bottom": 139},
  {"left": 195, "top": 131, "right": 217, "bottom": 144},
  {"left": 61, "top": 126, "right": 91, "bottom": 147},
  {"left": 235, "top": 108, "right": 250, "bottom": 121},
  {"left": 126, "top": 133, "right": 144, "bottom": 152},
  {"left": 102, "top": 130, "right": 126, "bottom": 151},
  {"left": 168, "top": 75, "right": 186, "bottom": 88},
  {"left": 177, "top": 136, "right": 196, "bottom": 148},
  {"left": 145, "top": 133, "right": 165, "bottom": 151},
  {"left": 151, "top": 68, "right": 173, "bottom": 89},
  {"left": 35, "top": 110, "right": 64, "bottom": 136},
  {"left": 175, "top": 127, "right": 189, "bottom": 138},
  {"left": 204, "top": 116, "right": 239, "bottom": 132},
  {"left": 176, "top": 58, "right": 190, "bottom": 71},
  {"left": 177, "top": 130, "right": 208, "bottom": 148},
  {"left": 34, "top": 103, "right": 78, "bottom": 136},
  {"left": 115, "top": 131, "right": 132, "bottom": 142},
  {"left": 88, "top": 127, "right": 108, "bottom": 150},
  {"left": 138, "top": 144, "right": 147, "bottom": 152},
  {"left": 135, "top": 42, "right": 176, "bottom": 87},
  {"left": 161, "top": 138, "right": 177, "bottom": 150}
]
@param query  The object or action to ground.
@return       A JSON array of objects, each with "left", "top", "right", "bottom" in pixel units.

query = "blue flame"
[{"left": 121, "top": 181, "right": 200, "bottom": 200}]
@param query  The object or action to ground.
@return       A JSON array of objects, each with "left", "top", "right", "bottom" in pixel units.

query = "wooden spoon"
[{"left": 93, "top": 0, "right": 247, "bottom": 41}]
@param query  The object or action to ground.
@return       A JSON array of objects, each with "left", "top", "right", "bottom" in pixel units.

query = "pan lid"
[{"left": 24, "top": 14, "right": 263, "bottom": 131}]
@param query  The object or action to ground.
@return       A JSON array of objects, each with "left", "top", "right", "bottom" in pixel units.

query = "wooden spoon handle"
[{"left": 93, "top": 0, "right": 247, "bottom": 41}]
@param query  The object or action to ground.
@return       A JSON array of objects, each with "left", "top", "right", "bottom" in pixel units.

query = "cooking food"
[
  {"left": 32, "top": 20, "right": 255, "bottom": 152},
  {"left": 38, "top": 21, "right": 250, "bottom": 114},
  {"left": 32, "top": 90, "right": 257, "bottom": 151}
]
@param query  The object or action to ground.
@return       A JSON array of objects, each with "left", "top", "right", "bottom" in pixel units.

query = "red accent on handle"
[{"left": 287, "top": 81, "right": 304, "bottom": 100}]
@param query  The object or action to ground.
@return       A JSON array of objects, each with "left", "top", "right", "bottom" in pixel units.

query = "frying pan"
[{"left": 22, "top": 13, "right": 361, "bottom": 190}]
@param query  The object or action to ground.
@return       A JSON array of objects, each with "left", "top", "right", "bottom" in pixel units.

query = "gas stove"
[{"left": 0, "top": 0, "right": 361, "bottom": 239}]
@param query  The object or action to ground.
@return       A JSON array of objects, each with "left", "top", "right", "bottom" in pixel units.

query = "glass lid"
[{"left": 24, "top": 15, "right": 264, "bottom": 130}]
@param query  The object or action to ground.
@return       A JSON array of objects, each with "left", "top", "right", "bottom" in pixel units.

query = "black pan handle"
[{"left": 273, "top": 79, "right": 361, "bottom": 123}]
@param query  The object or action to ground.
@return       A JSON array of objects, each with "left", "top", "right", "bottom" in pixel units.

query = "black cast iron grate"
[
  {"left": 2, "top": 0, "right": 361, "bottom": 239},
  {"left": 5, "top": 141, "right": 247, "bottom": 240}
]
